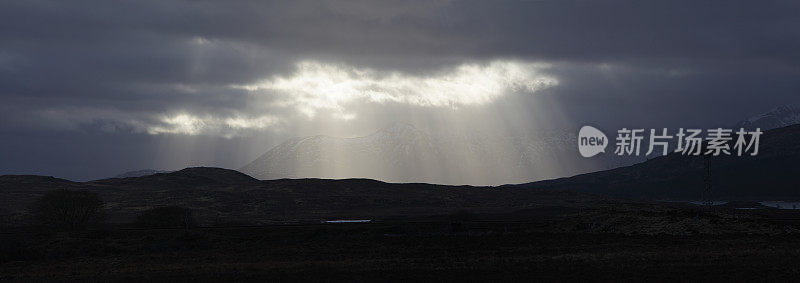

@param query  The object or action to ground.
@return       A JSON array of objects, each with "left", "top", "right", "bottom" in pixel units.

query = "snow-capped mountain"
[
  {"left": 735, "top": 104, "right": 800, "bottom": 130},
  {"left": 241, "top": 104, "right": 800, "bottom": 185},
  {"left": 240, "top": 123, "right": 615, "bottom": 185},
  {"left": 240, "top": 123, "right": 442, "bottom": 183}
]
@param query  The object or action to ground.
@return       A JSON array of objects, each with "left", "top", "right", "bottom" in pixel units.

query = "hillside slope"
[{"left": 515, "top": 124, "right": 800, "bottom": 200}]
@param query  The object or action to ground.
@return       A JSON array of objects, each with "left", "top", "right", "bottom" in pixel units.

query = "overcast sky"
[{"left": 1, "top": 0, "right": 799, "bottom": 180}]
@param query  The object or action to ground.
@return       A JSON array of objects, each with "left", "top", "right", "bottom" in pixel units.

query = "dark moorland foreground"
[
  {"left": 1, "top": 125, "right": 800, "bottom": 281},
  {"left": 5, "top": 204, "right": 800, "bottom": 281}
]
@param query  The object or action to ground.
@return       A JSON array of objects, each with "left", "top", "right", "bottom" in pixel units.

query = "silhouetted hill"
[
  {"left": 514, "top": 124, "right": 800, "bottom": 200},
  {"left": 93, "top": 167, "right": 258, "bottom": 189},
  {"left": 113, "top": 169, "right": 171, "bottom": 178},
  {"left": 0, "top": 167, "right": 604, "bottom": 225},
  {"left": 3, "top": 122, "right": 799, "bottom": 225},
  {"left": 0, "top": 175, "right": 81, "bottom": 215},
  {"left": 0, "top": 175, "right": 75, "bottom": 187}
]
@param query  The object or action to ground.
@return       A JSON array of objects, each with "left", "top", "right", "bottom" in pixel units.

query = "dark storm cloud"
[
  {"left": 4, "top": 0, "right": 799, "bottom": 77},
  {"left": 2, "top": 0, "right": 797, "bottom": 87},
  {"left": 1, "top": 0, "right": 800, "bottom": 179}
]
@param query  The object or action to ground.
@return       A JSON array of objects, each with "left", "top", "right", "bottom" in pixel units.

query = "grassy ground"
[{"left": 3, "top": 217, "right": 800, "bottom": 282}]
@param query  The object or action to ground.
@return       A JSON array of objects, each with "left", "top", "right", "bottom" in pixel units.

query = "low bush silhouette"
[
  {"left": 29, "top": 189, "right": 105, "bottom": 230},
  {"left": 135, "top": 206, "right": 196, "bottom": 228}
]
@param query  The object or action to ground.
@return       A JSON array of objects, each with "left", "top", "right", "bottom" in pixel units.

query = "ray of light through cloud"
[
  {"left": 28, "top": 60, "right": 558, "bottom": 138},
  {"left": 146, "top": 114, "right": 279, "bottom": 137},
  {"left": 235, "top": 60, "right": 559, "bottom": 120},
  {"left": 3, "top": 0, "right": 797, "bottom": 182}
]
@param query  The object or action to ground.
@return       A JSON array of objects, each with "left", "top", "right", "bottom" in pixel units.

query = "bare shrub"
[{"left": 30, "top": 189, "right": 105, "bottom": 230}]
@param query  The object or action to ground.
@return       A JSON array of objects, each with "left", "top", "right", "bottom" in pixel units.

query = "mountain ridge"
[
  {"left": 513, "top": 124, "right": 800, "bottom": 200},
  {"left": 1, "top": 124, "right": 799, "bottom": 225},
  {"left": 240, "top": 123, "right": 606, "bottom": 185},
  {"left": 113, "top": 169, "right": 172, "bottom": 179},
  {"left": 735, "top": 103, "right": 800, "bottom": 130}
]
